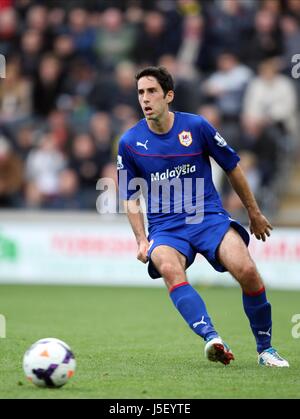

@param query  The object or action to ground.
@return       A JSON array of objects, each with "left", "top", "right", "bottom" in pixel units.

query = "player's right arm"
[
  {"left": 123, "top": 199, "right": 149, "bottom": 263},
  {"left": 118, "top": 136, "right": 149, "bottom": 263}
]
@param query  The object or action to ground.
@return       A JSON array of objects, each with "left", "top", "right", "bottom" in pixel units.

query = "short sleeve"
[
  {"left": 200, "top": 117, "right": 240, "bottom": 172},
  {"left": 117, "top": 138, "right": 140, "bottom": 200}
]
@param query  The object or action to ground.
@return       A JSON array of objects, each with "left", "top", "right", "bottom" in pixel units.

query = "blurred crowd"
[{"left": 0, "top": 0, "right": 299, "bottom": 217}]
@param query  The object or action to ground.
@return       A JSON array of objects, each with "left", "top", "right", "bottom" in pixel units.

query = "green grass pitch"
[{"left": 0, "top": 284, "right": 299, "bottom": 399}]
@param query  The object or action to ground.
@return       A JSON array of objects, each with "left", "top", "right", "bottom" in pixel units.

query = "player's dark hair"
[{"left": 135, "top": 66, "right": 174, "bottom": 96}]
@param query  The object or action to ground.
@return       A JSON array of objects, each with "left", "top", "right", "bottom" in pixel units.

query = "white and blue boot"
[{"left": 258, "top": 347, "right": 289, "bottom": 367}]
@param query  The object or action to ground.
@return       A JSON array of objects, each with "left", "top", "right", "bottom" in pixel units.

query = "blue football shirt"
[{"left": 117, "top": 112, "right": 240, "bottom": 227}]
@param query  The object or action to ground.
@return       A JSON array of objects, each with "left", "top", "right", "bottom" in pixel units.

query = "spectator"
[
  {"left": 206, "top": 0, "right": 254, "bottom": 61},
  {"left": 176, "top": 0, "right": 202, "bottom": 17},
  {"left": 242, "top": 9, "right": 282, "bottom": 69},
  {"left": 286, "top": 0, "right": 300, "bottom": 23},
  {"left": 110, "top": 61, "right": 140, "bottom": 116},
  {"left": 243, "top": 58, "right": 298, "bottom": 138},
  {"left": 280, "top": 14, "right": 300, "bottom": 73},
  {"left": 20, "top": 29, "right": 44, "bottom": 77},
  {"left": 90, "top": 112, "right": 114, "bottom": 157},
  {"left": 67, "top": 8, "right": 96, "bottom": 65},
  {"left": 203, "top": 51, "right": 253, "bottom": 118},
  {"left": 32, "top": 54, "right": 63, "bottom": 117},
  {"left": 53, "top": 34, "right": 76, "bottom": 70},
  {"left": 54, "top": 169, "right": 80, "bottom": 210},
  {"left": 0, "top": 7, "right": 18, "bottom": 56},
  {"left": 47, "top": 7, "right": 67, "bottom": 36},
  {"left": 176, "top": 14, "right": 212, "bottom": 74},
  {"left": 241, "top": 116, "right": 284, "bottom": 187},
  {"left": 69, "top": 133, "right": 104, "bottom": 209},
  {"left": 87, "top": 71, "right": 116, "bottom": 112},
  {"left": 0, "top": 0, "right": 13, "bottom": 10},
  {"left": 0, "top": 136, "right": 23, "bottom": 207},
  {"left": 25, "top": 5, "right": 48, "bottom": 34},
  {"left": 60, "top": 59, "right": 96, "bottom": 122},
  {"left": 47, "top": 109, "right": 71, "bottom": 152},
  {"left": 25, "top": 132, "right": 66, "bottom": 208},
  {"left": 94, "top": 8, "right": 136, "bottom": 71},
  {"left": 133, "top": 10, "right": 177, "bottom": 65},
  {"left": 158, "top": 54, "right": 201, "bottom": 113},
  {"left": 261, "top": 0, "right": 282, "bottom": 17},
  {"left": 25, "top": 4, "right": 53, "bottom": 51},
  {"left": 0, "top": 58, "right": 32, "bottom": 124},
  {"left": 14, "top": 123, "right": 37, "bottom": 160}
]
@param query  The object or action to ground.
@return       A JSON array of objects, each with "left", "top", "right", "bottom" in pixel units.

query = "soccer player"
[{"left": 117, "top": 66, "right": 289, "bottom": 367}]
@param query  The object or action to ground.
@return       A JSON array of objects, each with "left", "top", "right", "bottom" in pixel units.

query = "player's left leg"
[{"left": 217, "top": 227, "right": 289, "bottom": 367}]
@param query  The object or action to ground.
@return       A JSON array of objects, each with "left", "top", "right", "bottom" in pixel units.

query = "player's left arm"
[{"left": 227, "top": 164, "right": 273, "bottom": 242}]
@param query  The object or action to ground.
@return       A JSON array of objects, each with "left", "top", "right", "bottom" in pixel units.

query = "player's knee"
[
  {"left": 239, "top": 262, "right": 260, "bottom": 284},
  {"left": 159, "top": 261, "right": 184, "bottom": 281}
]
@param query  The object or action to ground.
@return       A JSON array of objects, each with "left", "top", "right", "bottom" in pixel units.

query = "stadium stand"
[{"left": 0, "top": 0, "right": 299, "bottom": 223}]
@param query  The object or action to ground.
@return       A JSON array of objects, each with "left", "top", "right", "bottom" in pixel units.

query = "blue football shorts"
[{"left": 147, "top": 211, "right": 250, "bottom": 279}]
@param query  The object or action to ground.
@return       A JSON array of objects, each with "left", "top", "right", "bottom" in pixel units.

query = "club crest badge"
[{"left": 178, "top": 131, "right": 193, "bottom": 147}]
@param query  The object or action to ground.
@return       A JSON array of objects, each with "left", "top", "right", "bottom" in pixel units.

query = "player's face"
[{"left": 137, "top": 76, "right": 173, "bottom": 121}]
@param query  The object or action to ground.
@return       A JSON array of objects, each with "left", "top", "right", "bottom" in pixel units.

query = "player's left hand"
[
  {"left": 249, "top": 212, "right": 273, "bottom": 242},
  {"left": 137, "top": 239, "right": 150, "bottom": 263}
]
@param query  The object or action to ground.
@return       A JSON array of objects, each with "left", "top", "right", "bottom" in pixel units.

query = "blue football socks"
[
  {"left": 242, "top": 287, "right": 272, "bottom": 353},
  {"left": 169, "top": 282, "right": 218, "bottom": 341}
]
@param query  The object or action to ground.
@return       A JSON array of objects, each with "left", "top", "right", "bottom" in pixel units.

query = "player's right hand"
[{"left": 137, "top": 239, "right": 150, "bottom": 263}]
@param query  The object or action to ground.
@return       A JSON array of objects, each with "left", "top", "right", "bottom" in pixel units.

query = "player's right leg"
[{"left": 150, "top": 245, "right": 234, "bottom": 365}]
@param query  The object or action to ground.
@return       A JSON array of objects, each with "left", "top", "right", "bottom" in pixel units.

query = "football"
[{"left": 23, "top": 338, "right": 76, "bottom": 388}]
